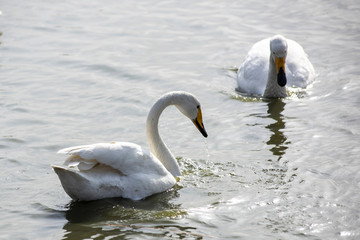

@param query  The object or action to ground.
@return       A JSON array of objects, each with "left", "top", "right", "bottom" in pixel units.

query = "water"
[{"left": 1, "top": 0, "right": 359, "bottom": 239}]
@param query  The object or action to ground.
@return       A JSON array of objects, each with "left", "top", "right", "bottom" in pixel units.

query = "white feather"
[
  {"left": 237, "top": 35, "right": 315, "bottom": 97},
  {"left": 52, "top": 91, "right": 207, "bottom": 201}
]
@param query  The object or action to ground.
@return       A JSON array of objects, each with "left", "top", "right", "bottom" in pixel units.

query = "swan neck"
[
  {"left": 146, "top": 94, "right": 181, "bottom": 177},
  {"left": 264, "top": 55, "right": 287, "bottom": 98}
]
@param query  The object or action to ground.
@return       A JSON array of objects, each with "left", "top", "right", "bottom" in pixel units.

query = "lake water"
[{"left": 1, "top": 0, "right": 359, "bottom": 239}]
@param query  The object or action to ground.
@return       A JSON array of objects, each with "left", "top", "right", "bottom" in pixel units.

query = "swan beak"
[
  {"left": 193, "top": 108, "right": 208, "bottom": 138},
  {"left": 275, "top": 56, "right": 287, "bottom": 87}
]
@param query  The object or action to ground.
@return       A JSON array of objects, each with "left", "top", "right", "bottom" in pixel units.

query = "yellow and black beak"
[
  {"left": 275, "top": 56, "right": 287, "bottom": 87},
  {"left": 193, "top": 107, "right": 208, "bottom": 138}
]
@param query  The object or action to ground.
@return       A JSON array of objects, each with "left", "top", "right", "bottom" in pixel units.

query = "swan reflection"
[
  {"left": 62, "top": 188, "right": 184, "bottom": 239},
  {"left": 262, "top": 99, "right": 292, "bottom": 190},
  {"left": 265, "top": 99, "right": 288, "bottom": 159}
]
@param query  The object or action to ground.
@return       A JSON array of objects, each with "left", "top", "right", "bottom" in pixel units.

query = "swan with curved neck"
[
  {"left": 237, "top": 35, "right": 315, "bottom": 98},
  {"left": 52, "top": 91, "right": 207, "bottom": 201},
  {"left": 146, "top": 91, "right": 207, "bottom": 176}
]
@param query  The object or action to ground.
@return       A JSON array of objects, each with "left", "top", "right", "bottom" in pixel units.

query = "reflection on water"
[
  {"left": 265, "top": 99, "right": 288, "bottom": 159},
  {"left": 65, "top": 189, "right": 181, "bottom": 223},
  {"left": 61, "top": 188, "right": 197, "bottom": 239},
  {"left": 63, "top": 219, "right": 202, "bottom": 240},
  {"left": 262, "top": 99, "right": 292, "bottom": 191}
]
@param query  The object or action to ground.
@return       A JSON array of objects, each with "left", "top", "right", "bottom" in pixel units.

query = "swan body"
[
  {"left": 236, "top": 35, "right": 315, "bottom": 98},
  {"left": 52, "top": 91, "right": 208, "bottom": 201}
]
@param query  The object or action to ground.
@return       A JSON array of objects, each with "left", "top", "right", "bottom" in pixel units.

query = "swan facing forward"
[
  {"left": 52, "top": 91, "right": 208, "bottom": 201},
  {"left": 236, "top": 35, "right": 315, "bottom": 98}
]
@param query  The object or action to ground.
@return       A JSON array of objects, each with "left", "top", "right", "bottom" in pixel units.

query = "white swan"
[
  {"left": 236, "top": 35, "right": 315, "bottom": 98},
  {"left": 52, "top": 91, "right": 208, "bottom": 201}
]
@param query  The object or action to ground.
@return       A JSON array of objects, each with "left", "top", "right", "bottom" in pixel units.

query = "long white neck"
[
  {"left": 146, "top": 93, "right": 182, "bottom": 177},
  {"left": 263, "top": 56, "right": 287, "bottom": 98}
]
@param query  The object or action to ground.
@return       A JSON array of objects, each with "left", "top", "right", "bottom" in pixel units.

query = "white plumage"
[
  {"left": 237, "top": 35, "right": 315, "bottom": 98},
  {"left": 53, "top": 91, "right": 208, "bottom": 201}
]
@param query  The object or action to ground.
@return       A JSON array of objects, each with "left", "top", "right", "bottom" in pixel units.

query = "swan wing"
[
  {"left": 57, "top": 142, "right": 169, "bottom": 176},
  {"left": 286, "top": 39, "right": 315, "bottom": 87},
  {"left": 237, "top": 38, "right": 270, "bottom": 95},
  {"left": 53, "top": 142, "right": 176, "bottom": 200}
]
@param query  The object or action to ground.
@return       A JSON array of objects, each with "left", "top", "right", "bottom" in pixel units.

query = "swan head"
[
  {"left": 173, "top": 92, "right": 208, "bottom": 138},
  {"left": 270, "top": 35, "right": 288, "bottom": 87}
]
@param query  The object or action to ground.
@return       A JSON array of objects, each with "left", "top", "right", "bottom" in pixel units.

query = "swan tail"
[
  {"left": 52, "top": 165, "right": 126, "bottom": 201},
  {"left": 52, "top": 165, "right": 92, "bottom": 200}
]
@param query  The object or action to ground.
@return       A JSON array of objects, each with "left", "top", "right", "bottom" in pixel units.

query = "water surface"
[{"left": 1, "top": 0, "right": 359, "bottom": 239}]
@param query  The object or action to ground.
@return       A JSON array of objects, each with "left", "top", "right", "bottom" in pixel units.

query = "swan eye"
[
  {"left": 197, "top": 105, "right": 200, "bottom": 109},
  {"left": 272, "top": 51, "right": 275, "bottom": 54}
]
